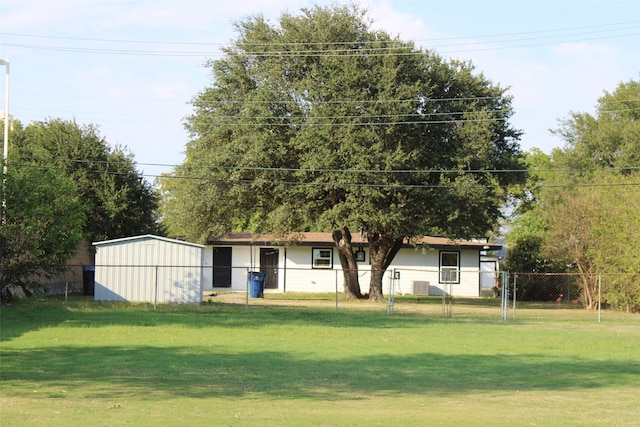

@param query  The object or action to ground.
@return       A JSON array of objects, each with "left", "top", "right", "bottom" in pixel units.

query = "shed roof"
[
  {"left": 209, "top": 232, "right": 501, "bottom": 251},
  {"left": 93, "top": 234, "right": 205, "bottom": 249}
]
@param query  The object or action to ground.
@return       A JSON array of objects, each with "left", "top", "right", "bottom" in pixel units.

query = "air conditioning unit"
[{"left": 412, "top": 281, "right": 430, "bottom": 296}]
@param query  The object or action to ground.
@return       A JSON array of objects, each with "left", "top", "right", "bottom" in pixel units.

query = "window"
[
  {"left": 440, "top": 251, "right": 460, "bottom": 283},
  {"left": 312, "top": 248, "right": 333, "bottom": 269}
]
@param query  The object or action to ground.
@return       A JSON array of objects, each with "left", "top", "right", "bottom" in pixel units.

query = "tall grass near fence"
[{"left": 1, "top": 296, "right": 639, "bottom": 426}]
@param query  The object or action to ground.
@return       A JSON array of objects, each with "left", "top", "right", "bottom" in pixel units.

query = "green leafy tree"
[
  {"left": 551, "top": 79, "right": 640, "bottom": 170},
  {"left": 540, "top": 172, "right": 640, "bottom": 310},
  {"left": 509, "top": 79, "right": 640, "bottom": 310},
  {"left": 505, "top": 149, "right": 563, "bottom": 274},
  {"left": 1, "top": 154, "right": 86, "bottom": 300},
  {"left": 587, "top": 174, "right": 640, "bottom": 311},
  {"left": 162, "top": 4, "right": 524, "bottom": 299},
  {"left": 13, "top": 118, "right": 162, "bottom": 242},
  {"left": 546, "top": 80, "right": 640, "bottom": 310}
]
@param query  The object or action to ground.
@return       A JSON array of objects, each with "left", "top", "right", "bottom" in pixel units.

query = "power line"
[
  {"left": 10, "top": 161, "right": 640, "bottom": 190},
  {"left": 8, "top": 97, "right": 638, "bottom": 127},
  {"left": 195, "top": 117, "right": 508, "bottom": 126},
  {"left": 2, "top": 19, "right": 638, "bottom": 48},
  {"left": 5, "top": 33, "right": 639, "bottom": 57},
  {"left": 194, "top": 95, "right": 503, "bottom": 105},
  {"left": 2, "top": 20, "right": 638, "bottom": 57},
  {"left": 14, "top": 157, "right": 640, "bottom": 175}
]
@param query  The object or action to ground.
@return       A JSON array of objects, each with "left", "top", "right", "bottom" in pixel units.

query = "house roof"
[
  {"left": 93, "top": 234, "right": 205, "bottom": 249},
  {"left": 209, "top": 232, "right": 501, "bottom": 251}
]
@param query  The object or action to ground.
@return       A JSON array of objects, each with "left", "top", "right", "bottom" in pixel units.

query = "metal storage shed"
[{"left": 93, "top": 235, "right": 204, "bottom": 304}]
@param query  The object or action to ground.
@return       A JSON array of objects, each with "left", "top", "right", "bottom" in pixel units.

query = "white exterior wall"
[
  {"left": 202, "top": 245, "right": 283, "bottom": 291},
  {"left": 94, "top": 236, "right": 204, "bottom": 303},
  {"left": 202, "top": 248, "right": 213, "bottom": 289},
  {"left": 208, "top": 244, "right": 486, "bottom": 297},
  {"left": 229, "top": 245, "right": 266, "bottom": 291},
  {"left": 282, "top": 246, "right": 344, "bottom": 293},
  {"left": 457, "top": 249, "right": 483, "bottom": 297}
]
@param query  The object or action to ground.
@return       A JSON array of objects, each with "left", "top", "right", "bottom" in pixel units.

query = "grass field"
[{"left": 1, "top": 294, "right": 639, "bottom": 426}]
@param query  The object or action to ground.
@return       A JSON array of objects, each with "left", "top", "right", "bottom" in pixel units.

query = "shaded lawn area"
[{"left": 1, "top": 296, "right": 639, "bottom": 426}]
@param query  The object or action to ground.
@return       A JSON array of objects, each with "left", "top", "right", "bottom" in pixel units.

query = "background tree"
[
  {"left": 1, "top": 149, "right": 86, "bottom": 300},
  {"left": 551, "top": 79, "right": 640, "bottom": 170},
  {"left": 13, "top": 118, "right": 162, "bottom": 242},
  {"left": 161, "top": 4, "right": 524, "bottom": 299},
  {"left": 587, "top": 173, "right": 640, "bottom": 311},
  {"left": 507, "top": 79, "right": 640, "bottom": 310},
  {"left": 504, "top": 149, "right": 564, "bottom": 274}
]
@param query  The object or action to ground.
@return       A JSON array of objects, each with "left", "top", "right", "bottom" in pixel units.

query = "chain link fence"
[
  {"left": 512, "top": 272, "right": 588, "bottom": 305},
  {"left": 7, "top": 264, "right": 638, "bottom": 319}
]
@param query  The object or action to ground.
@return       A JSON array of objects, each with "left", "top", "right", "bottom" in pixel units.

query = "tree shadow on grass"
[{"left": 2, "top": 344, "right": 638, "bottom": 401}]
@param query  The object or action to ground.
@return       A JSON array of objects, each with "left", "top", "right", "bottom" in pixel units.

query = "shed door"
[
  {"left": 260, "top": 248, "right": 279, "bottom": 289},
  {"left": 213, "top": 247, "right": 232, "bottom": 288}
]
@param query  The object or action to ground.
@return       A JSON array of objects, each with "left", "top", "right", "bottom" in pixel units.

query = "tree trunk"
[
  {"left": 367, "top": 232, "right": 404, "bottom": 301},
  {"left": 332, "top": 228, "right": 363, "bottom": 299},
  {"left": 576, "top": 261, "right": 597, "bottom": 310}
]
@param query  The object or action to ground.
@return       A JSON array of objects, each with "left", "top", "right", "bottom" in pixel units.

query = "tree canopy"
[
  {"left": 160, "top": 4, "right": 524, "bottom": 299},
  {"left": 12, "top": 118, "right": 162, "bottom": 242}
]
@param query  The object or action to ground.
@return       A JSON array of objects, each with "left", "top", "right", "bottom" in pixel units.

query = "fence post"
[
  {"left": 387, "top": 269, "right": 397, "bottom": 315},
  {"left": 512, "top": 273, "right": 517, "bottom": 320},
  {"left": 245, "top": 267, "right": 249, "bottom": 311},
  {"left": 598, "top": 273, "right": 602, "bottom": 323},
  {"left": 442, "top": 271, "right": 452, "bottom": 318},
  {"left": 335, "top": 269, "right": 338, "bottom": 314},
  {"left": 64, "top": 269, "right": 68, "bottom": 308},
  {"left": 501, "top": 271, "right": 509, "bottom": 320},
  {"left": 154, "top": 266, "right": 158, "bottom": 310}
]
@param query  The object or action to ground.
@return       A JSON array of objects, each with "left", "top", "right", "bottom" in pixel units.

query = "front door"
[
  {"left": 260, "top": 248, "right": 279, "bottom": 289},
  {"left": 213, "top": 247, "right": 232, "bottom": 288}
]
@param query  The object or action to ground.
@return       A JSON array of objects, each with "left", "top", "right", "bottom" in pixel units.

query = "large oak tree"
[{"left": 161, "top": 4, "right": 524, "bottom": 299}]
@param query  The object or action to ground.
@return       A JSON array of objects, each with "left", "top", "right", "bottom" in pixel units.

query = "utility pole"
[
  {"left": 0, "top": 59, "right": 8, "bottom": 291},
  {"left": 1, "top": 59, "right": 9, "bottom": 173}
]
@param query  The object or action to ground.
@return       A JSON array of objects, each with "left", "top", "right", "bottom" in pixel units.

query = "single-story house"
[
  {"left": 207, "top": 232, "right": 501, "bottom": 297},
  {"left": 91, "top": 232, "right": 501, "bottom": 302},
  {"left": 93, "top": 235, "right": 205, "bottom": 303}
]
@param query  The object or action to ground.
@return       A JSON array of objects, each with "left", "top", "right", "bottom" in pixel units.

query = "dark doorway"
[
  {"left": 213, "top": 247, "right": 232, "bottom": 288},
  {"left": 260, "top": 248, "right": 279, "bottom": 289}
]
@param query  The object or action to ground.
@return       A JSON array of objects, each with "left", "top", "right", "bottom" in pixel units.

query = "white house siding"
[
  {"left": 281, "top": 246, "right": 343, "bottom": 293},
  {"left": 202, "top": 245, "right": 281, "bottom": 291},
  {"left": 457, "top": 249, "right": 483, "bottom": 297},
  {"left": 94, "top": 235, "right": 204, "bottom": 303},
  {"left": 207, "top": 243, "right": 488, "bottom": 297},
  {"left": 352, "top": 247, "right": 482, "bottom": 297}
]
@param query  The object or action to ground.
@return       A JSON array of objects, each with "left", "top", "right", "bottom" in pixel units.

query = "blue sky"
[{"left": 1, "top": 0, "right": 638, "bottom": 180}]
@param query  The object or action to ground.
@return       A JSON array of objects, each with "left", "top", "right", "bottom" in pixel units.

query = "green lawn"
[{"left": 1, "top": 295, "right": 639, "bottom": 426}]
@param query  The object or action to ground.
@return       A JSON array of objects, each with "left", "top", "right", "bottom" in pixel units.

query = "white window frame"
[
  {"left": 312, "top": 248, "right": 333, "bottom": 269},
  {"left": 439, "top": 251, "right": 460, "bottom": 284}
]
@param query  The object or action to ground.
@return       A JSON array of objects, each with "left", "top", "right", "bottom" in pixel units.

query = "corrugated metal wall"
[{"left": 94, "top": 236, "right": 203, "bottom": 303}]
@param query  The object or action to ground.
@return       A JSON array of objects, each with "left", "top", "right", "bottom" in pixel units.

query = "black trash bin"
[
  {"left": 248, "top": 272, "right": 265, "bottom": 298},
  {"left": 83, "top": 266, "right": 95, "bottom": 296}
]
